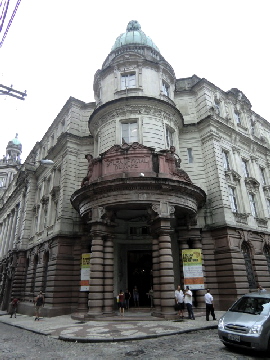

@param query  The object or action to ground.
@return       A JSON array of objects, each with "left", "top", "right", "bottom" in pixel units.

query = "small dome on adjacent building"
[
  {"left": 11, "top": 133, "right": 21, "bottom": 146},
  {"left": 111, "top": 20, "right": 160, "bottom": 52}
]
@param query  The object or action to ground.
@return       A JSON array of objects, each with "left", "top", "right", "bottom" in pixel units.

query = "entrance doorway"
[{"left": 127, "top": 250, "right": 152, "bottom": 307}]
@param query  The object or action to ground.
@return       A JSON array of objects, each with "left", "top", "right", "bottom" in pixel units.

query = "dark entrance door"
[{"left": 128, "top": 250, "right": 152, "bottom": 307}]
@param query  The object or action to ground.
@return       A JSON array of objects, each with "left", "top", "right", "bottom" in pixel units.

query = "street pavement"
[{"left": 0, "top": 308, "right": 222, "bottom": 343}]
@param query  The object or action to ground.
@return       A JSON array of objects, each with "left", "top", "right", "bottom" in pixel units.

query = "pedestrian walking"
[
  {"left": 9, "top": 297, "right": 19, "bottom": 318},
  {"left": 34, "top": 291, "right": 44, "bottom": 320},
  {"left": 118, "top": 290, "right": 125, "bottom": 316},
  {"left": 204, "top": 289, "right": 216, "bottom": 321},
  {"left": 174, "top": 285, "right": 184, "bottom": 318},
  {"left": 184, "top": 286, "right": 195, "bottom": 320}
]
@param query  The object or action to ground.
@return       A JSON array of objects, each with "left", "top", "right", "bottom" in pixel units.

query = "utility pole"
[{"left": 0, "top": 84, "right": 27, "bottom": 100}]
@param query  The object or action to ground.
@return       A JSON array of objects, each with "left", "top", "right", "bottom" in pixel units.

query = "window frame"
[
  {"left": 260, "top": 167, "right": 266, "bottom": 185},
  {"left": 121, "top": 121, "right": 138, "bottom": 144},
  {"left": 121, "top": 73, "right": 136, "bottom": 90},
  {"left": 249, "top": 193, "right": 258, "bottom": 217},
  {"left": 229, "top": 186, "right": 238, "bottom": 213},
  {"left": 234, "top": 110, "right": 241, "bottom": 124},
  {"left": 162, "top": 81, "right": 170, "bottom": 97},
  {"left": 242, "top": 159, "right": 250, "bottom": 177},
  {"left": 222, "top": 150, "right": 230, "bottom": 171},
  {"left": 165, "top": 126, "right": 174, "bottom": 148},
  {"left": 187, "top": 148, "right": 193, "bottom": 163}
]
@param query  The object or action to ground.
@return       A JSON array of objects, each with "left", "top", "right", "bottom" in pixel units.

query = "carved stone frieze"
[
  {"left": 233, "top": 212, "right": 249, "bottom": 224},
  {"left": 225, "top": 170, "right": 241, "bottom": 183},
  {"left": 90, "top": 103, "right": 179, "bottom": 132},
  {"left": 255, "top": 217, "right": 268, "bottom": 228},
  {"left": 245, "top": 177, "right": 260, "bottom": 192}
]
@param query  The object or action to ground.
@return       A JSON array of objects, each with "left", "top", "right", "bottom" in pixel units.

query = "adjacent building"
[{"left": 1, "top": 21, "right": 270, "bottom": 318}]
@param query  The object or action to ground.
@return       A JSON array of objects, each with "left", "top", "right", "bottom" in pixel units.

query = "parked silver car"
[{"left": 218, "top": 291, "right": 270, "bottom": 352}]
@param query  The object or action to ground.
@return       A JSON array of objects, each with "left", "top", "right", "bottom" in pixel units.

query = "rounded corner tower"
[{"left": 90, "top": 20, "right": 182, "bottom": 157}]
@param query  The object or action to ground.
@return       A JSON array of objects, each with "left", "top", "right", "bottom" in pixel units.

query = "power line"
[{"left": 0, "top": 0, "right": 22, "bottom": 48}]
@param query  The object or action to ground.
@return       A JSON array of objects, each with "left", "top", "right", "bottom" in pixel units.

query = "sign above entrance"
[{"left": 182, "top": 249, "right": 204, "bottom": 290}]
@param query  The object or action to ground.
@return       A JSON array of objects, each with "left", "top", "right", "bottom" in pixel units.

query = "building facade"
[{"left": 1, "top": 20, "right": 270, "bottom": 318}]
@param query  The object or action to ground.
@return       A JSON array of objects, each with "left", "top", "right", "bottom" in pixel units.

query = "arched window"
[{"left": 241, "top": 241, "right": 256, "bottom": 289}]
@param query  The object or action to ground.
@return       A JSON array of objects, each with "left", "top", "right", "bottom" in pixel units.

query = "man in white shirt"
[
  {"left": 174, "top": 285, "right": 184, "bottom": 318},
  {"left": 184, "top": 286, "right": 195, "bottom": 320},
  {"left": 204, "top": 288, "right": 216, "bottom": 321}
]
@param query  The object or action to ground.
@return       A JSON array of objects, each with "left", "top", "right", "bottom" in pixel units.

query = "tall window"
[
  {"left": 242, "top": 159, "right": 250, "bottom": 177},
  {"left": 260, "top": 167, "right": 266, "bottom": 185},
  {"left": 162, "top": 81, "right": 169, "bottom": 97},
  {"left": 121, "top": 73, "right": 136, "bottom": 90},
  {"left": 0, "top": 176, "right": 6, "bottom": 187},
  {"left": 229, "top": 186, "right": 238, "bottom": 212},
  {"left": 121, "top": 122, "right": 138, "bottom": 144},
  {"left": 249, "top": 193, "right": 258, "bottom": 217},
  {"left": 234, "top": 110, "right": 241, "bottom": 124},
  {"left": 166, "top": 127, "right": 174, "bottom": 148},
  {"left": 266, "top": 199, "right": 270, "bottom": 217},
  {"left": 241, "top": 241, "right": 256, "bottom": 289},
  {"left": 187, "top": 148, "right": 193, "bottom": 163},
  {"left": 222, "top": 150, "right": 230, "bottom": 171}
]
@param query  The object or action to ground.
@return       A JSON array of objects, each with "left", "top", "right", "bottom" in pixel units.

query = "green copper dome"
[
  {"left": 111, "top": 20, "right": 160, "bottom": 52},
  {"left": 11, "top": 133, "right": 21, "bottom": 145}
]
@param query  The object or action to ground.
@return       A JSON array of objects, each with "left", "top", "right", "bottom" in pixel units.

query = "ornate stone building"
[{"left": 0, "top": 21, "right": 270, "bottom": 318}]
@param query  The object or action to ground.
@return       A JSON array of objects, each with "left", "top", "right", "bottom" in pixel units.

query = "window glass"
[
  {"left": 162, "top": 82, "right": 169, "bottom": 97},
  {"left": 249, "top": 193, "right": 257, "bottom": 217},
  {"left": 166, "top": 127, "right": 173, "bottom": 148},
  {"left": 267, "top": 199, "right": 270, "bottom": 217},
  {"left": 242, "top": 160, "right": 249, "bottom": 177},
  {"left": 187, "top": 148, "right": 193, "bottom": 163},
  {"left": 121, "top": 74, "right": 136, "bottom": 90},
  {"left": 229, "top": 186, "right": 238, "bottom": 212},
  {"left": 234, "top": 111, "right": 241, "bottom": 124},
  {"left": 229, "top": 296, "right": 270, "bottom": 315},
  {"left": 222, "top": 151, "right": 230, "bottom": 171},
  {"left": 0, "top": 176, "right": 6, "bottom": 187},
  {"left": 260, "top": 167, "right": 266, "bottom": 185},
  {"left": 121, "top": 122, "right": 138, "bottom": 143}
]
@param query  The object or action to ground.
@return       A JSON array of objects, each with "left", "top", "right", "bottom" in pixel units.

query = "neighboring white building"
[{"left": 0, "top": 21, "right": 269, "bottom": 318}]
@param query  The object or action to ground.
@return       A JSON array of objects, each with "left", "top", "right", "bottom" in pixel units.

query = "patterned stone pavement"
[{"left": 0, "top": 310, "right": 222, "bottom": 342}]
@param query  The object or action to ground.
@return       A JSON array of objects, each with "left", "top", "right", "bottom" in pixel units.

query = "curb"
[{"left": 59, "top": 325, "right": 218, "bottom": 343}]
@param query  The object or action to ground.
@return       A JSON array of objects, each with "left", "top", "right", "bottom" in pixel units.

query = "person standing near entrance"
[
  {"left": 174, "top": 285, "right": 184, "bottom": 318},
  {"left": 184, "top": 286, "right": 195, "bottom": 320},
  {"left": 124, "top": 289, "right": 131, "bottom": 309},
  {"left": 133, "top": 286, "right": 139, "bottom": 307},
  {"left": 204, "top": 289, "right": 216, "bottom": 321},
  {"left": 34, "top": 291, "right": 44, "bottom": 320},
  {"left": 118, "top": 290, "right": 125, "bottom": 316}
]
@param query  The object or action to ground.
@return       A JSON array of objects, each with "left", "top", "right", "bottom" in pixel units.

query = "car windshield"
[{"left": 229, "top": 296, "right": 270, "bottom": 315}]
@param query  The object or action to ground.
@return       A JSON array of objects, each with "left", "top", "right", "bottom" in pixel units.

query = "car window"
[{"left": 229, "top": 297, "right": 270, "bottom": 315}]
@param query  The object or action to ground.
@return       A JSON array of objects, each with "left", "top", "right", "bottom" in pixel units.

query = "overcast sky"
[{"left": 0, "top": 0, "right": 269, "bottom": 161}]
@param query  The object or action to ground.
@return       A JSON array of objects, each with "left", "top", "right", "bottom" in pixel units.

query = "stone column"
[
  {"left": 87, "top": 225, "right": 104, "bottom": 317},
  {"left": 157, "top": 218, "right": 175, "bottom": 317},
  {"left": 151, "top": 236, "right": 161, "bottom": 314},
  {"left": 103, "top": 234, "right": 114, "bottom": 314}
]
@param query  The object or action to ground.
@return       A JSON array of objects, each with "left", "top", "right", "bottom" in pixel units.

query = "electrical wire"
[{"left": 0, "top": 0, "right": 21, "bottom": 48}]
